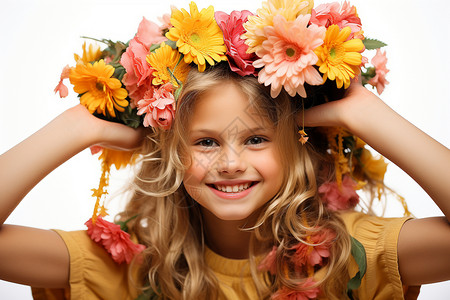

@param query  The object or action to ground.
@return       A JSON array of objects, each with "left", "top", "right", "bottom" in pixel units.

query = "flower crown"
[{"left": 55, "top": 1, "right": 407, "bottom": 291}]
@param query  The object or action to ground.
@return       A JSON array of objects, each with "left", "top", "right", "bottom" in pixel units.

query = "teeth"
[{"left": 214, "top": 182, "right": 251, "bottom": 193}]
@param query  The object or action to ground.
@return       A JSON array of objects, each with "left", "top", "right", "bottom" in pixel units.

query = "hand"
[
  {"left": 62, "top": 105, "right": 146, "bottom": 151},
  {"left": 302, "top": 82, "right": 382, "bottom": 131}
]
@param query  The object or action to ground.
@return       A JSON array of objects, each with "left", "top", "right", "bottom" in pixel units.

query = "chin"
[{"left": 207, "top": 205, "right": 262, "bottom": 222}]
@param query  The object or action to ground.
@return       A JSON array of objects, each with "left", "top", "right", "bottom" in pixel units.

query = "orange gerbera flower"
[
  {"left": 69, "top": 59, "right": 128, "bottom": 117},
  {"left": 314, "top": 25, "right": 364, "bottom": 89}
]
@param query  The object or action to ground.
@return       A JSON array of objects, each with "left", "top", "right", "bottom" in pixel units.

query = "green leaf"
[
  {"left": 112, "top": 65, "right": 127, "bottom": 81},
  {"left": 347, "top": 237, "right": 367, "bottom": 294},
  {"left": 363, "top": 38, "right": 387, "bottom": 50},
  {"left": 174, "top": 84, "right": 183, "bottom": 101},
  {"left": 165, "top": 40, "right": 177, "bottom": 49},
  {"left": 119, "top": 106, "right": 142, "bottom": 129},
  {"left": 149, "top": 44, "right": 161, "bottom": 53},
  {"left": 115, "top": 214, "right": 139, "bottom": 232}
]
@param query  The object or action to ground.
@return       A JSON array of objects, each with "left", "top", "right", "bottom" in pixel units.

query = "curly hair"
[{"left": 117, "top": 63, "right": 353, "bottom": 299}]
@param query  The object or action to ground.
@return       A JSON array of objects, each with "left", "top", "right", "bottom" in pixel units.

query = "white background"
[{"left": 0, "top": 0, "right": 449, "bottom": 298}]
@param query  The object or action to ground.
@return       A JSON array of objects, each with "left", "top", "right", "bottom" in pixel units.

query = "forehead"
[{"left": 188, "top": 82, "right": 272, "bottom": 134}]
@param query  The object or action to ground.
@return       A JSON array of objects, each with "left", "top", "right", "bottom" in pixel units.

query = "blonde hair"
[{"left": 118, "top": 63, "right": 352, "bottom": 299}]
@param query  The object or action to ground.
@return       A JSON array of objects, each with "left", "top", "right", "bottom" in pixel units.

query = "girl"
[{"left": 1, "top": 1, "right": 450, "bottom": 299}]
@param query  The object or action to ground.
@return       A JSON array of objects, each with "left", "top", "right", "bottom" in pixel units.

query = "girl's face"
[{"left": 183, "top": 82, "right": 283, "bottom": 221}]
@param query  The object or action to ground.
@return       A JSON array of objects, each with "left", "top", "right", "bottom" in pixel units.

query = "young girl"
[{"left": 1, "top": 0, "right": 449, "bottom": 299}]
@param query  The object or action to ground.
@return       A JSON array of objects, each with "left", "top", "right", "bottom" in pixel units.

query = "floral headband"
[{"left": 55, "top": 0, "right": 407, "bottom": 285}]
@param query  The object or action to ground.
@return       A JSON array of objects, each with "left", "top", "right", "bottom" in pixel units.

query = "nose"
[{"left": 215, "top": 145, "right": 247, "bottom": 174}]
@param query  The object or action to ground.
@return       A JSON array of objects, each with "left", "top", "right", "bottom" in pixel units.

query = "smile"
[
  {"left": 214, "top": 182, "right": 252, "bottom": 193},
  {"left": 207, "top": 182, "right": 258, "bottom": 200}
]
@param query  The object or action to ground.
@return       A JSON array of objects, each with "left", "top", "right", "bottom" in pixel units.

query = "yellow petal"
[
  {"left": 343, "top": 52, "right": 362, "bottom": 66},
  {"left": 343, "top": 38, "right": 364, "bottom": 53}
]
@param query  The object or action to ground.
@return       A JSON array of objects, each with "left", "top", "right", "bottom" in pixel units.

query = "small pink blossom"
[
  {"left": 254, "top": 14, "right": 325, "bottom": 98},
  {"left": 361, "top": 55, "right": 369, "bottom": 68},
  {"left": 85, "top": 217, "right": 146, "bottom": 264},
  {"left": 368, "top": 49, "right": 389, "bottom": 94},
  {"left": 272, "top": 278, "right": 320, "bottom": 300},
  {"left": 310, "top": 1, "right": 362, "bottom": 38},
  {"left": 318, "top": 175, "right": 359, "bottom": 211},
  {"left": 258, "top": 246, "right": 277, "bottom": 275},
  {"left": 121, "top": 17, "right": 167, "bottom": 107},
  {"left": 158, "top": 13, "right": 172, "bottom": 31},
  {"left": 137, "top": 83, "right": 176, "bottom": 129},
  {"left": 215, "top": 10, "right": 258, "bottom": 76},
  {"left": 291, "top": 229, "right": 336, "bottom": 268},
  {"left": 54, "top": 65, "right": 71, "bottom": 98}
]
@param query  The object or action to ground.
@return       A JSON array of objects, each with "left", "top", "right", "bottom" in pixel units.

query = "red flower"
[
  {"left": 136, "top": 83, "right": 176, "bottom": 129},
  {"left": 272, "top": 278, "right": 320, "bottom": 300},
  {"left": 291, "top": 229, "right": 336, "bottom": 268},
  {"left": 258, "top": 246, "right": 277, "bottom": 275},
  {"left": 215, "top": 10, "right": 258, "bottom": 76},
  {"left": 120, "top": 18, "right": 167, "bottom": 107},
  {"left": 310, "top": 1, "right": 362, "bottom": 39},
  {"left": 318, "top": 175, "right": 359, "bottom": 211},
  {"left": 368, "top": 49, "right": 390, "bottom": 94},
  {"left": 85, "top": 217, "right": 146, "bottom": 264}
]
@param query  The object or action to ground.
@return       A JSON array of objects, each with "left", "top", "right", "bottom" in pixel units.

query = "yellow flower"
[
  {"left": 69, "top": 59, "right": 128, "bottom": 118},
  {"left": 359, "top": 149, "right": 388, "bottom": 182},
  {"left": 146, "top": 42, "right": 190, "bottom": 87},
  {"left": 91, "top": 148, "right": 137, "bottom": 223},
  {"left": 74, "top": 42, "right": 102, "bottom": 64},
  {"left": 243, "top": 0, "right": 314, "bottom": 53},
  {"left": 314, "top": 25, "right": 364, "bottom": 89},
  {"left": 99, "top": 148, "right": 136, "bottom": 170},
  {"left": 165, "top": 1, "right": 227, "bottom": 72}
]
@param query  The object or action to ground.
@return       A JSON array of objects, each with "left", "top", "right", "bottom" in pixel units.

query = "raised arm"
[
  {"left": 304, "top": 84, "right": 450, "bottom": 215},
  {"left": 0, "top": 105, "right": 144, "bottom": 287},
  {"left": 303, "top": 84, "right": 450, "bottom": 285}
]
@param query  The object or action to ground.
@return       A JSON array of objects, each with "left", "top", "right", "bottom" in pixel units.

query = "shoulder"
[
  {"left": 32, "top": 230, "right": 140, "bottom": 300},
  {"left": 339, "top": 210, "right": 412, "bottom": 237},
  {"left": 338, "top": 211, "right": 419, "bottom": 300}
]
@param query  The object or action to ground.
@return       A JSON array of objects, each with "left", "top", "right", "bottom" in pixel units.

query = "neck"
[{"left": 201, "top": 208, "right": 257, "bottom": 259}]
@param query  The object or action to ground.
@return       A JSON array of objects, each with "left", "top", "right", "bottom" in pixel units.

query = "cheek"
[
  {"left": 184, "top": 152, "right": 210, "bottom": 184},
  {"left": 255, "top": 149, "right": 283, "bottom": 178}
]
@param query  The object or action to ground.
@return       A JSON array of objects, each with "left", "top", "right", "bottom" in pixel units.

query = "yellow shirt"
[{"left": 31, "top": 211, "right": 420, "bottom": 300}]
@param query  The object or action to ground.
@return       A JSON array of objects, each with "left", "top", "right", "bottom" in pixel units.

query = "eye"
[
  {"left": 245, "top": 136, "right": 267, "bottom": 145},
  {"left": 196, "top": 138, "right": 218, "bottom": 148}
]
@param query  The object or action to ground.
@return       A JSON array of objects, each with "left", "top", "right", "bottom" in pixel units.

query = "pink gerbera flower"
[
  {"left": 253, "top": 14, "right": 325, "bottom": 98},
  {"left": 368, "top": 49, "right": 389, "bottom": 94},
  {"left": 85, "top": 217, "right": 146, "bottom": 264},
  {"left": 137, "top": 83, "right": 176, "bottom": 129}
]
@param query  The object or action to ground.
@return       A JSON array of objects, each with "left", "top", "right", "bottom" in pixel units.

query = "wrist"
[{"left": 59, "top": 105, "right": 104, "bottom": 149}]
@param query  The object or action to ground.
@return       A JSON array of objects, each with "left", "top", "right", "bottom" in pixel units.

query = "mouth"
[{"left": 207, "top": 182, "right": 258, "bottom": 193}]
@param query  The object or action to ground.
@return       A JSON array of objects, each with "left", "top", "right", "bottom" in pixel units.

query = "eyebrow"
[{"left": 189, "top": 127, "right": 269, "bottom": 135}]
